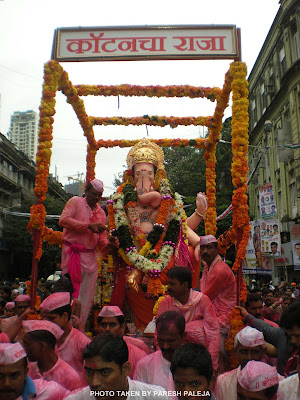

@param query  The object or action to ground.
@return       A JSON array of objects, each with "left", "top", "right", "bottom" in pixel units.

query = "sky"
[{"left": 0, "top": 0, "right": 280, "bottom": 196}]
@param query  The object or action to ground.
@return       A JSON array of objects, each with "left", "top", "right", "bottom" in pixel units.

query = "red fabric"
[
  {"left": 110, "top": 268, "right": 127, "bottom": 312},
  {"left": 126, "top": 287, "right": 156, "bottom": 329}
]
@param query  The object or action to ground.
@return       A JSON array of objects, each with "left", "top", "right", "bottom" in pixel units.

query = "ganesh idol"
[{"left": 106, "top": 138, "right": 207, "bottom": 328}]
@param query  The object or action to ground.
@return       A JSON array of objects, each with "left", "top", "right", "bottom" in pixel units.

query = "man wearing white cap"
[
  {"left": 22, "top": 320, "right": 82, "bottom": 391},
  {"left": 1, "top": 295, "right": 31, "bottom": 342},
  {"left": 40, "top": 292, "right": 91, "bottom": 382},
  {"left": 214, "top": 326, "right": 267, "bottom": 400},
  {"left": 0, "top": 342, "right": 69, "bottom": 399},
  {"left": 237, "top": 360, "right": 279, "bottom": 399},
  {"left": 97, "top": 306, "right": 147, "bottom": 378},
  {"left": 198, "top": 235, "right": 236, "bottom": 361},
  {"left": 59, "top": 179, "right": 118, "bottom": 328}
]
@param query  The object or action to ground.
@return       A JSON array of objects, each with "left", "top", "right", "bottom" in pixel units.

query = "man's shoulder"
[
  {"left": 64, "top": 386, "right": 90, "bottom": 399},
  {"left": 70, "top": 327, "right": 92, "bottom": 345},
  {"left": 216, "top": 367, "right": 238, "bottom": 383},
  {"left": 136, "top": 350, "right": 159, "bottom": 368},
  {"left": 130, "top": 379, "right": 168, "bottom": 398},
  {"left": 34, "top": 379, "right": 70, "bottom": 400}
]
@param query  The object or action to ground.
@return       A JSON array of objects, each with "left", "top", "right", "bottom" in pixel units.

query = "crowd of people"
[{"left": 0, "top": 270, "right": 300, "bottom": 399}]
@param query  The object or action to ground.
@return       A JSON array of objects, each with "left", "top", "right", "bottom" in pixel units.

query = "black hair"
[
  {"left": 85, "top": 182, "right": 93, "bottom": 192},
  {"left": 0, "top": 285, "right": 12, "bottom": 301},
  {"left": 264, "top": 384, "right": 279, "bottom": 398},
  {"left": 270, "top": 242, "right": 278, "bottom": 247},
  {"left": 83, "top": 333, "right": 128, "bottom": 370},
  {"left": 262, "top": 288, "right": 274, "bottom": 296},
  {"left": 97, "top": 314, "right": 125, "bottom": 326},
  {"left": 47, "top": 303, "right": 72, "bottom": 321},
  {"left": 245, "top": 294, "right": 262, "bottom": 309},
  {"left": 250, "top": 288, "right": 262, "bottom": 294},
  {"left": 156, "top": 311, "right": 185, "bottom": 335},
  {"left": 167, "top": 266, "right": 192, "bottom": 289},
  {"left": 280, "top": 301, "right": 300, "bottom": 329},
  {"left": 51, "top": 276, "right": 73, "bottom": 295},
  {"left": 25, "top": 330, "right": 57, "bottom": 350},
  {"left": 170, "top": 343, "right": 213, "bottom": 383}
]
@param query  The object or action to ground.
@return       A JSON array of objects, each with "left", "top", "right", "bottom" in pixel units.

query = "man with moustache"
[{"left": 134, "top": 311, "right": 185, "bottom": 397}]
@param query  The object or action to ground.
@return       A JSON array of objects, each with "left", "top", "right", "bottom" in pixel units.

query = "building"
[
  {"left": 8, "top": 110, "right": 38, "bottom": 161},
  {"left": 0, "top": 132, "right": 69, "bottom": 279},
  {"left": 247, "top": 0, "right": 300, "bottom": 282}
]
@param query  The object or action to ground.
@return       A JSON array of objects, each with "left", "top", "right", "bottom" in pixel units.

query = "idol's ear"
[{"left": 154, "top": 168, "right": 167, "bottom": 190}]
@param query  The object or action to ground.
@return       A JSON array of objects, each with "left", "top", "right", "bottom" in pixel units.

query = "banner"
[
  {"left": 258, "top": 184, "right": 277, "bottom": 220},
  {"left": 260, "top": 219, "right": 281, "bottom": 257},
  {"left": 292, "top": 241, "right": 300, "bottom": 267},
  {"left": 243, "top": 221, "right": 258, "bottom": 274}
]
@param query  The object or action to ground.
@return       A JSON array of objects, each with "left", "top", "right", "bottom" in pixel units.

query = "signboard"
[
  {"left": 258, "top": 184, "right": 277, "bottom": 220},
  {"left": 274, "top": 242, "right": 293, "bottom": 267},
  {"left": 51, "top": 25, "right": 240, "bottom": 62},
  {"left": 260, "top": 219, "right": 281, "bottom": 257}
]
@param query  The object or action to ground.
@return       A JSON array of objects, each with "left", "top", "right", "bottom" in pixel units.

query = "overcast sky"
[{"left": 0, "top": 0, "right": 280, "bottom": 196}]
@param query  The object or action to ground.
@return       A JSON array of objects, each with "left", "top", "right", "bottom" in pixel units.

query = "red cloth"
[
  {"left": 200, "top": 255, "right": 236, "bottom": 332},
  {"left": 157, "top": 289, "right": 221, "bottom": 370}
]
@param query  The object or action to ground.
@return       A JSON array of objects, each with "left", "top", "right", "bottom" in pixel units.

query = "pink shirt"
[
  {"left": 31, "top": 379, "right": 69, "bottom": 400},
  {"left": 28, "top": 357, "right": 83, "bottom": 391},
  {"left": 200, "top": 255, "right": 236, "bottom": 331},
  {"left": 0, "top": 332, "right": 10, "bottom": 343},
  {"left": 127, "top": 342, "right": 148, "bottom": 379},
  {"left": 134, "top": 350, "right": 176, "bottom": 399},
  {"left": 56, "top": 327, "right": 91, "bottom": 383},
  {"left": 123, "top": 335, "right": 150, "bottom": 354},
  {"left": 59, "top": 197, "right": 108, "bottom": 273},
  {"left": 157, "top": 289, "right": 221, "bottom": 370}
]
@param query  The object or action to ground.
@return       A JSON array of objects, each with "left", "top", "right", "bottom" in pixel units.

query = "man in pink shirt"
[
  {"left": 1, "top": 295, "right": 31, "bottom": 342},
  {"left": 59, "top": 179, "right": 118, "bottom": 328},
  {"left": 40, "top": 292, "right": 91, "bottom": 383},
  {"left": 199, "top": 235, "right": 236, "bottom": 338},
  {"left": 0, "top": 342, "right": 69, "bottom": 400},
  {"left": 157, "top": 266, "right": 220, "bottom": 371},
  {"left": 97, "top": 306, "right": 148, "bottom": 378},
  {"left": 22, "top": 320, "right": 82, "bottom": 391}
]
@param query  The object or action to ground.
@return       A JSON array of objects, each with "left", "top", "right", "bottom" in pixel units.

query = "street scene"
[{"left": 0, "top": 0, "right": 300, "bottom": 399}]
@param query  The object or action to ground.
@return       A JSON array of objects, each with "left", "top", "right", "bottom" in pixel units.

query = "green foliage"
[{"left": 2, "top": 196, "right": 66, "bottom": 279}]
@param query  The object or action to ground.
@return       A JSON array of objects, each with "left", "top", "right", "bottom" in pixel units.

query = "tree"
[{"left": 3, "top": 196, "right": 67, "bottom": 280}]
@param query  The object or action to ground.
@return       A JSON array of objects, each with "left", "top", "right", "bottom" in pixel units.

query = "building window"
[
  {"left": 251, "top": 98, "right": 257, "bottom": 127},
  {"left": 279, "top": 46, "right": 287, "bottom": 77},
  {"left": 260, "top": 83, "right": 266, "bottom": 114}
]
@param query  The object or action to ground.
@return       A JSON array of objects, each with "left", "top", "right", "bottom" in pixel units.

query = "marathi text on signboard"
[{"left": 51, "top": 25, "right": 239, "bottom": 62}]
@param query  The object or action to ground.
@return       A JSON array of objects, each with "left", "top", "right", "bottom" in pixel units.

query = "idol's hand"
[
  {"left": 196, "top": 192, "right": 208, "bottom": 216},
  {"left": 127, "top": 269, "right": 144, "bottom": 292}
]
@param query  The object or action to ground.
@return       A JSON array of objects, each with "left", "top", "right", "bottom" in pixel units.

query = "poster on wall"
[
  {"left": 258, "top": 184, "right": 277, "bottom": 220},
  {"left": 257, "top": 256, "right": 272, "bottom": 275},
  {"left": 243, "top": 221, "right": 258, "bottom": 274},
  {"left": 260, "top": 219, "right": 281, "bottom": 257},
  {"left": 292, "top": 241, "right": 300, "bottom": 266}
]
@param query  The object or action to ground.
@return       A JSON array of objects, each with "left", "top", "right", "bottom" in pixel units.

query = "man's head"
[
  {"left": 273, "top": 224, "right": 278, "bottom": 234},
  {"left": 234, "top": 327, "right": 265, "bottom": 368},
  {"left": 0, "top": 343, "right": 27, "bottom": 400},
  {"left": 85, "top": 179, "right": 103, "bottom": 209},
  {"left": 245, "top": 294, "right": 264, "bottom": 319},
  {"left": 237, "top": 360, "right": 278, "bottom": 400},
  {"left": 156, "top": 311, "right": 186, "bottom": 361},
  {"left": 97, "top": 306, "right": 125, "bottom": 336},
  {"left": 22, "top": 320, "right": 63, "bottom": 362},
  {"left": 83, "top": 333, "right": 130, "bottom": 400},
  {"left": 270, "top": 242, "right": 278, "bottom": 255},
  {"left": 14, "top": 295, "right": 30, "bottom": 317},
  {"left": 167, "top": 267, "right": 192, "bottom": 300},
  {"left": 40, "top": 292, "right": 71, "bottom": 330},
  {"left": 280, "top": 302, "right": 300, "bottom": 349},
  {"left": 294, "top": 243, "right": 300, "bottom": 257},
  {"left": 200, "top": 235, "right": 219, "bottom": 266},
  {"left": 281, "top": 296, "right": 293, "bottom": 311},
  {"left": 170, "top": 343, "right": 213, "bottom": 400},
  {"left": 4, "top": 302, "right": 15, "bottom": 318},
  {"left": 262, "top": 289, "right": 275, "bottom": 307},
  {"left": 0, "top": 285, "right": 11, "bottom": 301},
  {"left": 286, "top": 287, "right": 293, "bottom": 297}
]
